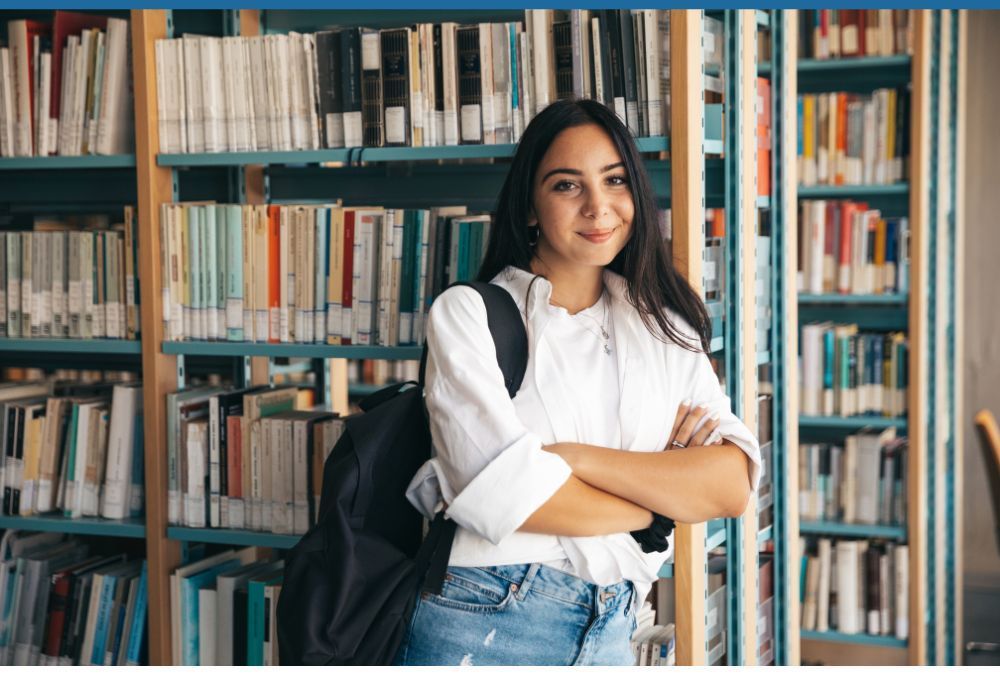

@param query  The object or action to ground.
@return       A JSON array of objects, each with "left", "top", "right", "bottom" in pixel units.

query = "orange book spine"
[
  {"left": 268, "top": 205, "right": 281, "bottom": 343},
  {"left": 341, "top": 211, "right": 355, "bottom": 345}
]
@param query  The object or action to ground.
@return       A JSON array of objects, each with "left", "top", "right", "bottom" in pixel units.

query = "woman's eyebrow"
[{"left": 540, "top": 162, "right": 626, "bottom": 183}]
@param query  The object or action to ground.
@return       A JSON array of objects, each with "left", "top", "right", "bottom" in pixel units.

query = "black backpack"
[{"left": 276, "top": 281, "right": 528, "bottom": 665}]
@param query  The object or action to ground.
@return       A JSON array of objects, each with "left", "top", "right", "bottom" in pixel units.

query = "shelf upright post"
[
  {"left": 951, "top": 9, "right": 968, "bottom": 667},
  {"left": 131, "top": 8, "right": 181, "bottom": 666},
  {"left": 670, "top": 8, "right": 707, "bottom": 666},
  {"left": 736, "top": 9, "right": 760, "bottom": 667},
  {"left": 769, "top": 15, "right": 798, "bottom": 656},
  {"left": 908, "top": 8, "right": 933, "bottom": 667},
  {"left": 773, "top": 8, "right": 800, "bottom": 666}
]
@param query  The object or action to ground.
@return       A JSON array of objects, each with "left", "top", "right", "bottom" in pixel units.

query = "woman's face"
[{"left": 529, "top": 123, "right": 635, "bottom": 275}]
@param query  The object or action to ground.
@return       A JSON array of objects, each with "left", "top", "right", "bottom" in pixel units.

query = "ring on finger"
[{"left": 672, "top": 440, "right": 687, "bottom": 449}]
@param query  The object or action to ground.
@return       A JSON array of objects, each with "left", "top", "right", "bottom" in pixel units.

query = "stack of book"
[
  {"left": 153, "top": 10, "right": 672, "bottom": 154},
  {"left": 159, "top": 202, "right": 490, "bottom": 347},
  {"left": 800, "top": 535, "right": 909, "bottom": 640},
  {"left": 166, "top": 384, "right": 342, "bottom": 534},
  {"left": 169, "top": 547, "right": 282, "bottom": 666},
  {"left": 631, "top": 601, "right": 675, "bottom": 666},
  {"left": 1, "top": 213, "right": 141, "bottom": 341},
  {"left": 797, "top": 10, "right": 912, "bottom": 60},
  {"left": 0, "top": 381, "right": 144, "bottom": 520},
  {"left": 800, "top": 325, "right": 907, "bottom": 417},
  {"left": 799, "top": 430, "right": 908, "bottom": 526},
  {"left": 0, "top": 13, "right": 134, "bottom": 158},
  {"left": 797, "top": 88, "right": 910, "bottom": 187},
  {"left": 798, "top": 200, "right": 910, "bottom": 295},
  {"left": 0, "top": 532, "right": 147, "bottom": 665}
]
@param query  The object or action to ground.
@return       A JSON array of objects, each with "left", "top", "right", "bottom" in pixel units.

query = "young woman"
[{"left": 393, "top": 99, "right": 762, "bottom": 666}]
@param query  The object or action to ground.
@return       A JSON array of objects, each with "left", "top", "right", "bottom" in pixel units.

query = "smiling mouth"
[{"left": 577, "top": 228, "right": 615, "bottom": 243}]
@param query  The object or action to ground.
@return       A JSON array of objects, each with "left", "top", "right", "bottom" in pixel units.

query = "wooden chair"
[
  {"left": 974, "top": 410, "right": 1000, "bottom": 551},
  {"left": 967, "top": 410, "right": 1000, "bottom": 665}
]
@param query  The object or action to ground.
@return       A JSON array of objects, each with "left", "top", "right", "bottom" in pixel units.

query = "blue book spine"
[
  {"left": 509, "top": 23, "right": 519, "bottom": 115},
  {"left": 315, "top": 208, "right": 329, "bottom": 343},
  {"left": 797, "top": 96, "right": 804, "bottom": 159},
  {"left": 225, "top": 205, "right": 244, "bottom": 341},
  {"left": 873, "top": 335, "right": 885, "bottom": 415},
  {"left": 90, "top": 574, "right": 117, "bottom": 665},
  {"left": 456, "top": 221, "right": 470, "bottom": 283},
  {"left": 247, "top": 574, "right": 283, "bottom": 666},
  {"left": 412, "top": 210, "right": 426, "bottom": 345},
  {"left": 126, "top": 563, "right": 148, "bottom": 665},
  {"left": 823, "top": 327, "right": 835, "bottom": 395},
  {"left": 181, "top": 560, "right": 242, "bottom": 665}
]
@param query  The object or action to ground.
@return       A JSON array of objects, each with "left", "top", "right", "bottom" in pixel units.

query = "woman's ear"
[{"left": 527, "top": 207, "right": 537, "bottom": 227}]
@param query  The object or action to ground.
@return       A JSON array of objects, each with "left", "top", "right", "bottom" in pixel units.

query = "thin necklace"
[{"left": 574, "top": 290, "right": 613, "bottom": 356}]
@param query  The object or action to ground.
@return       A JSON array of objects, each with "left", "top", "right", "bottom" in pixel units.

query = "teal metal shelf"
[
  {"left": 800, "top": 630, "right": 908, "bottom": 648},
  {"left": 159, "top": 138, "right": 673, "bottom": 168},
  {"left": 0, "top": 154, "right": 136, "bottom": 169},
  {"left": 798, "top": 55, "right": 912, "bottom": 74},
  {"left": 798, "top": 183, "right": 909, "bottom": 199},
  {"left": 0, "top": 338, "right": 142, "bottom": 354},
  {"left": 167, "top": 526, "right": 301, "bottom": 549},
  {"left": 757, "top": 525, "right": 773, "bottom": 547},
  {"left": 800, "top": 520, "right": 907, "bottom": 540},
  {"left": 707, "top": 519, "right": 727, "bottom": 550},
  {"left": 0, "top": 514, "right": 146, "bottom": 539},
  {"left": 799, "top": 294, "right": 908, "bottom": 305},
  {"left": 799, "top": 415, "right": 907, "bottom": 431},
  {"left": 162, "top": 341, "right": 424, "bottom": 361}
]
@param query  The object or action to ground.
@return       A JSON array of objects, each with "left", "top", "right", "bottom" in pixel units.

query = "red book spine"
[
  {"left": 267, "top": 205, "right": 281, "bottom": 343},
  {"left": 341, "top": 210, "right": 356, "bottom": 345},
  {"left": 43, "top": 572, "right": 72, "bottom": 658},
  {"left": 227, "top": 415, "right": 242, "bottom": 499}
]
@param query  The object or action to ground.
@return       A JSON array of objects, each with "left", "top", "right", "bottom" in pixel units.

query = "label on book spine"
[
  {"left": 343, "top": 112, "right": 362, "bottom": 148},
  {"left": 385, "top": 106, "right": 406, "bottom": 144},
  {"left": 325, "top": 114, "right": 345, "bottom": 148},
  {"left": 461, "top": 105, "right": 482, "bottom": 142}
]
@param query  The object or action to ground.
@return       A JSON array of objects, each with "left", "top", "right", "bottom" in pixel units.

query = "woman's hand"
[{"left": 666, "top": 400, "right": 722, "bottom": 450}]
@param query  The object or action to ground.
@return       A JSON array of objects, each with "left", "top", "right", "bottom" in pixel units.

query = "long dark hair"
[{"left": 478, "top": 99, "right": 712, "bottom": 354}]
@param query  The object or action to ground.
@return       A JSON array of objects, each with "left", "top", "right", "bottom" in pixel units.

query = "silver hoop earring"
[{"left": 528, "top": 226, "right": 539, "bottom": 247}]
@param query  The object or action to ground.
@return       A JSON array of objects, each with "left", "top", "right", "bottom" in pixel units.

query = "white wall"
[{"left": 962, "top": 9, "right": 1000, "bottom": 658}]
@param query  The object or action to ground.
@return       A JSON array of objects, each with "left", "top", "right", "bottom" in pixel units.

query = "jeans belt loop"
[{"left": 515, "top": 562, "right": 541, "bottom": 602}]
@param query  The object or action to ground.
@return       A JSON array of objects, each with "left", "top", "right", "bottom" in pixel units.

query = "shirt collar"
[{"left": 491, "top": 265, "right": 631, "bottom": 315}]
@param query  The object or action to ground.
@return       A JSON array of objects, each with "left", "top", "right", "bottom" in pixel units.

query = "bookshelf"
[
  {"left": 790, "top": 10, "right": 966, "bottom": 666},
  {"left": 0, "top": 8, "right": 804, "bottom": 668}
]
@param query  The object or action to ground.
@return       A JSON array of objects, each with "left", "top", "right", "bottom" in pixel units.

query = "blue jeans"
[{"left": 392, "top": 563, "right": 638, "bottom": 666}]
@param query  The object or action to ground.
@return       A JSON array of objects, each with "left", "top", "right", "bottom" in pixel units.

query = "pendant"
[{"left": 604, "top": 343, "right": 612, "bottom": 355}]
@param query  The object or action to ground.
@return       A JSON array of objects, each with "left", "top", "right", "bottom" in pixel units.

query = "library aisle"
[{"left": 0, "top": 7, "right": 996, "bottom": 669}]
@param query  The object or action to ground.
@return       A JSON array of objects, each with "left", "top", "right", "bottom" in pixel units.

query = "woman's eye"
[
  {"left": 553, "top": 180, "right": 578, "bottom": 192},
  {"left": 607, "top": 174, "right": 629, "bottom": 186}
]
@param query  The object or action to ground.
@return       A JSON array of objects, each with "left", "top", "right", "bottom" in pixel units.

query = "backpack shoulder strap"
[
  {"left": 418, "top": 281, "right": 528, "bottom": 399},
  {"left": 416, "top": 282, "right": 528, "bottom": 595}
]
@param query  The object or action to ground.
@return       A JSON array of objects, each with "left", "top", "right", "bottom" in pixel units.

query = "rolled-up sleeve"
[
  {"left": 686, "top": 348, "right": 764, "bottom": 491},
  {"left": 420, "top": 286, "right": 572, "bottom": 545}
]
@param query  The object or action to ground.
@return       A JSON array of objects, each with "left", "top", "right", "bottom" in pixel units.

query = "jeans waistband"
[{"left": 456, "top": 563, "right": 636, "bottom": 615}]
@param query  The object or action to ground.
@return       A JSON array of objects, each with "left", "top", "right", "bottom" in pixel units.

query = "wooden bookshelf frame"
[
  {"left": 669, "top": 8, "right": 707, "bottom": 667},
  {"left": 0, "top": 7, "right": 798, "bottom": 668},
  {"left": 131, "top": 8, "right": 180, "bottom": 666}
]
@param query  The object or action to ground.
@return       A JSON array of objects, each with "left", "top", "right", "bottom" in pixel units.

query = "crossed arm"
[{"left": 519, "top": 404, "right": 754, "bottom": 538}]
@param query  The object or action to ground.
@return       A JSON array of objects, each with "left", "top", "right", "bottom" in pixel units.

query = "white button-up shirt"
[{"left": 405, "top": 265, "right": 762, "bottom": 603}]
